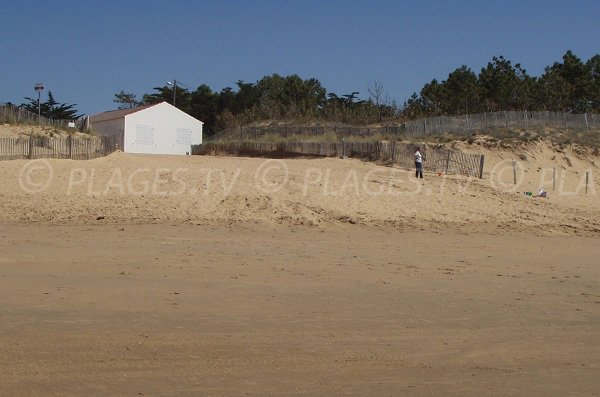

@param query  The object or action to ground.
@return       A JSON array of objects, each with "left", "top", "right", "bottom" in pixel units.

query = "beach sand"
[
  {"left": 0, "top": 142, "right": 599, "bottom": 232},
  {"left": 0, "top": 144, "right": 599, "bottom": 395},
  {"left": 0, "top": 224, "right": 598, "bottom": 396}
]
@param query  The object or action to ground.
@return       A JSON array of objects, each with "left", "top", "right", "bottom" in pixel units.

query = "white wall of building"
[{"left": 123, "top": 102, "right": 202, "bottom": 155}]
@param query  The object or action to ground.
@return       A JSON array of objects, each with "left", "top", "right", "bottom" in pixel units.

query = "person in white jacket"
[{"left": 415, "top": 147, "right": 423, "bottom": 179}]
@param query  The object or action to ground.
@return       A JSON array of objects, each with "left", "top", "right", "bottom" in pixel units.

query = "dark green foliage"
[
  {"left": 536, "top": 51, "right": 593, "bottom": 112},
  {"left": 125, "top": 50, "right": 600, "bottom": 134},
  {"left": 140, "top": 74, "right": 330, "bottom": 135},
  {"left": 21, "top": 91, "right": 81, "bottom": 120},
  {"left": 587, "top": 55, "right": 600, "bottom": 110},
  {"left": 478, "top": 56, "right": 533, "bottom": 111},
  {"left": 142, "top": 85, "right": 192, "bottom": 113},
  {"left": 190, "top": 84, "right": 218, "bottom": 133},
  {"left": 404, "top": 50, "right": 600, "bottom": 118},
  {"left": 114, "top": 91, "right": 141, "bottom": 109}
]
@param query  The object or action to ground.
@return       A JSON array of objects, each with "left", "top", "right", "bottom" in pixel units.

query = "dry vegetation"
[{"left": 0, "top": 123, "right": 86, "bottom": 138}]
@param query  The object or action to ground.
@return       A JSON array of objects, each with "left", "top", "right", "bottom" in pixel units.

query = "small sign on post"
[{"left": 34, "top": 83, "right": 45, "bottom": 125}]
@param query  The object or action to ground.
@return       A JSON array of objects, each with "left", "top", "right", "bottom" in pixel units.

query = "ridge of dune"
[{"left": 0, "top": 141, "right": 598, "bottom": 234}]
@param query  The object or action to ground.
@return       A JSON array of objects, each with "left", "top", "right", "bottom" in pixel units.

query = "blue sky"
[{"left": 1, "top": 0, "right": 599, "bottom": 115}]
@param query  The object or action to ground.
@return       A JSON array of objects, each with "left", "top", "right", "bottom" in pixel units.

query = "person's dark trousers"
[{"left": 415, "top": 162, "right": 423, "bottom": 178}]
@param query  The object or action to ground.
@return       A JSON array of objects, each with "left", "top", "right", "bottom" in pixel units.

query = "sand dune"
[{"left": 0, "top": 141, "right": 598, "bottom": 234}]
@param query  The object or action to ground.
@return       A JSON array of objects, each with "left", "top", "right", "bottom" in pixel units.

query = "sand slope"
[
  {"left": 0, "top": 124, "right": 85, "bottom": 138},
  {"left": 0, "top": 141, "right": 598, "bottom": 234}
]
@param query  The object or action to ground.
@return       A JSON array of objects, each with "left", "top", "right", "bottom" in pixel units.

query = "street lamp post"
[
  {"left": 167, "top": 79, "right": 177, "bottom": 106},
  {"left": 34, "top": 83, "right": 45, "bottom": 124}
]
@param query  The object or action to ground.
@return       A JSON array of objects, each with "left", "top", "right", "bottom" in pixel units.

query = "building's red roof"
[{"left": 89, "top": 102, "right": 162, "bottom": 123}]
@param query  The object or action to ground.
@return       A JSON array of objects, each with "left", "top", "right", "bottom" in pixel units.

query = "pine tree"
[{"left": 21, "top": 91, "right": 81, "bottom": 120}]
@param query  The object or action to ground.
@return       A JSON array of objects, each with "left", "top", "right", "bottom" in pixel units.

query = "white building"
[{"left": 89, "top": 102, "right": 202, "bottom": 155}]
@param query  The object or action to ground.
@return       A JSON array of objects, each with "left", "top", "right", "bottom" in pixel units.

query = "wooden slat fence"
[
  {"left": 208, "top": 111, "right": 600, "bottom": 142},
  {"left": 193, "top": 141, "right": 484, "bottom": 178},
  {"left": 377, "top": 142, "right": 482, "bottom": 177},
  {"left": 0, "top": 135, "right": 119, "bottom": 161},
  {"left": 1, "top": 103, "right": 72, "bottom": 129}
]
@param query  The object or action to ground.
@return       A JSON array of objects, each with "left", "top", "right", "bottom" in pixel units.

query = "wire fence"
[
  {"left": 208, "top": 111, "right": 600, "bottom": 142},
  {"left": 193, "top": 141, "right": 484, "bottom": 178},
  {"left": 0, "top": 135, "right": 119, "bottom": 161}
]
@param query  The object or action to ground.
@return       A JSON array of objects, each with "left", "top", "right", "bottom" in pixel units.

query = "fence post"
[
  {"left": 512, "top": 160, "right": 517, "bottom": 185},
  {"left": 585, "top": 171, "right": 589, "bottom": 194},
  {"left": 584, "top": 113, "right": 589, "bottom": 132},
  {"left": 391, "top": 140, "right": 396, "bottom": 165},
  {"left": 444, "top": 150, "right": 451, "bottom": 174},
  {"left": 28, "top": 136, "right": 33, "bottom": 160},
  {"left": 478, "top": 155, "right": 485, "bottom": 179}
]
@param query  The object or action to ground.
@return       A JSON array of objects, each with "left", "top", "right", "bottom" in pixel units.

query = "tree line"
[
  {"left": 118, "top": 50, "right": 598, "bottom": 135},
  {"left": 115, "top": 75, "right": 398, "bottom": 135},
  {"left": 403, "top": 50, "right": 600, "bottom": 119},
  {"left": 16, "top": 50, "right": 599, "bottom": 135}
]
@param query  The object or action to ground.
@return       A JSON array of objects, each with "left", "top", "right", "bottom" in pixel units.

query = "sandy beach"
[
  {"left": 1, "top": 144, "right": 599, "bottom": 395},
  {"left": 0, "top": 142, "right": 599, "bottom": 232},
  {"left": 1, "top": 223, "right": 599, "bottom": 396}
]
